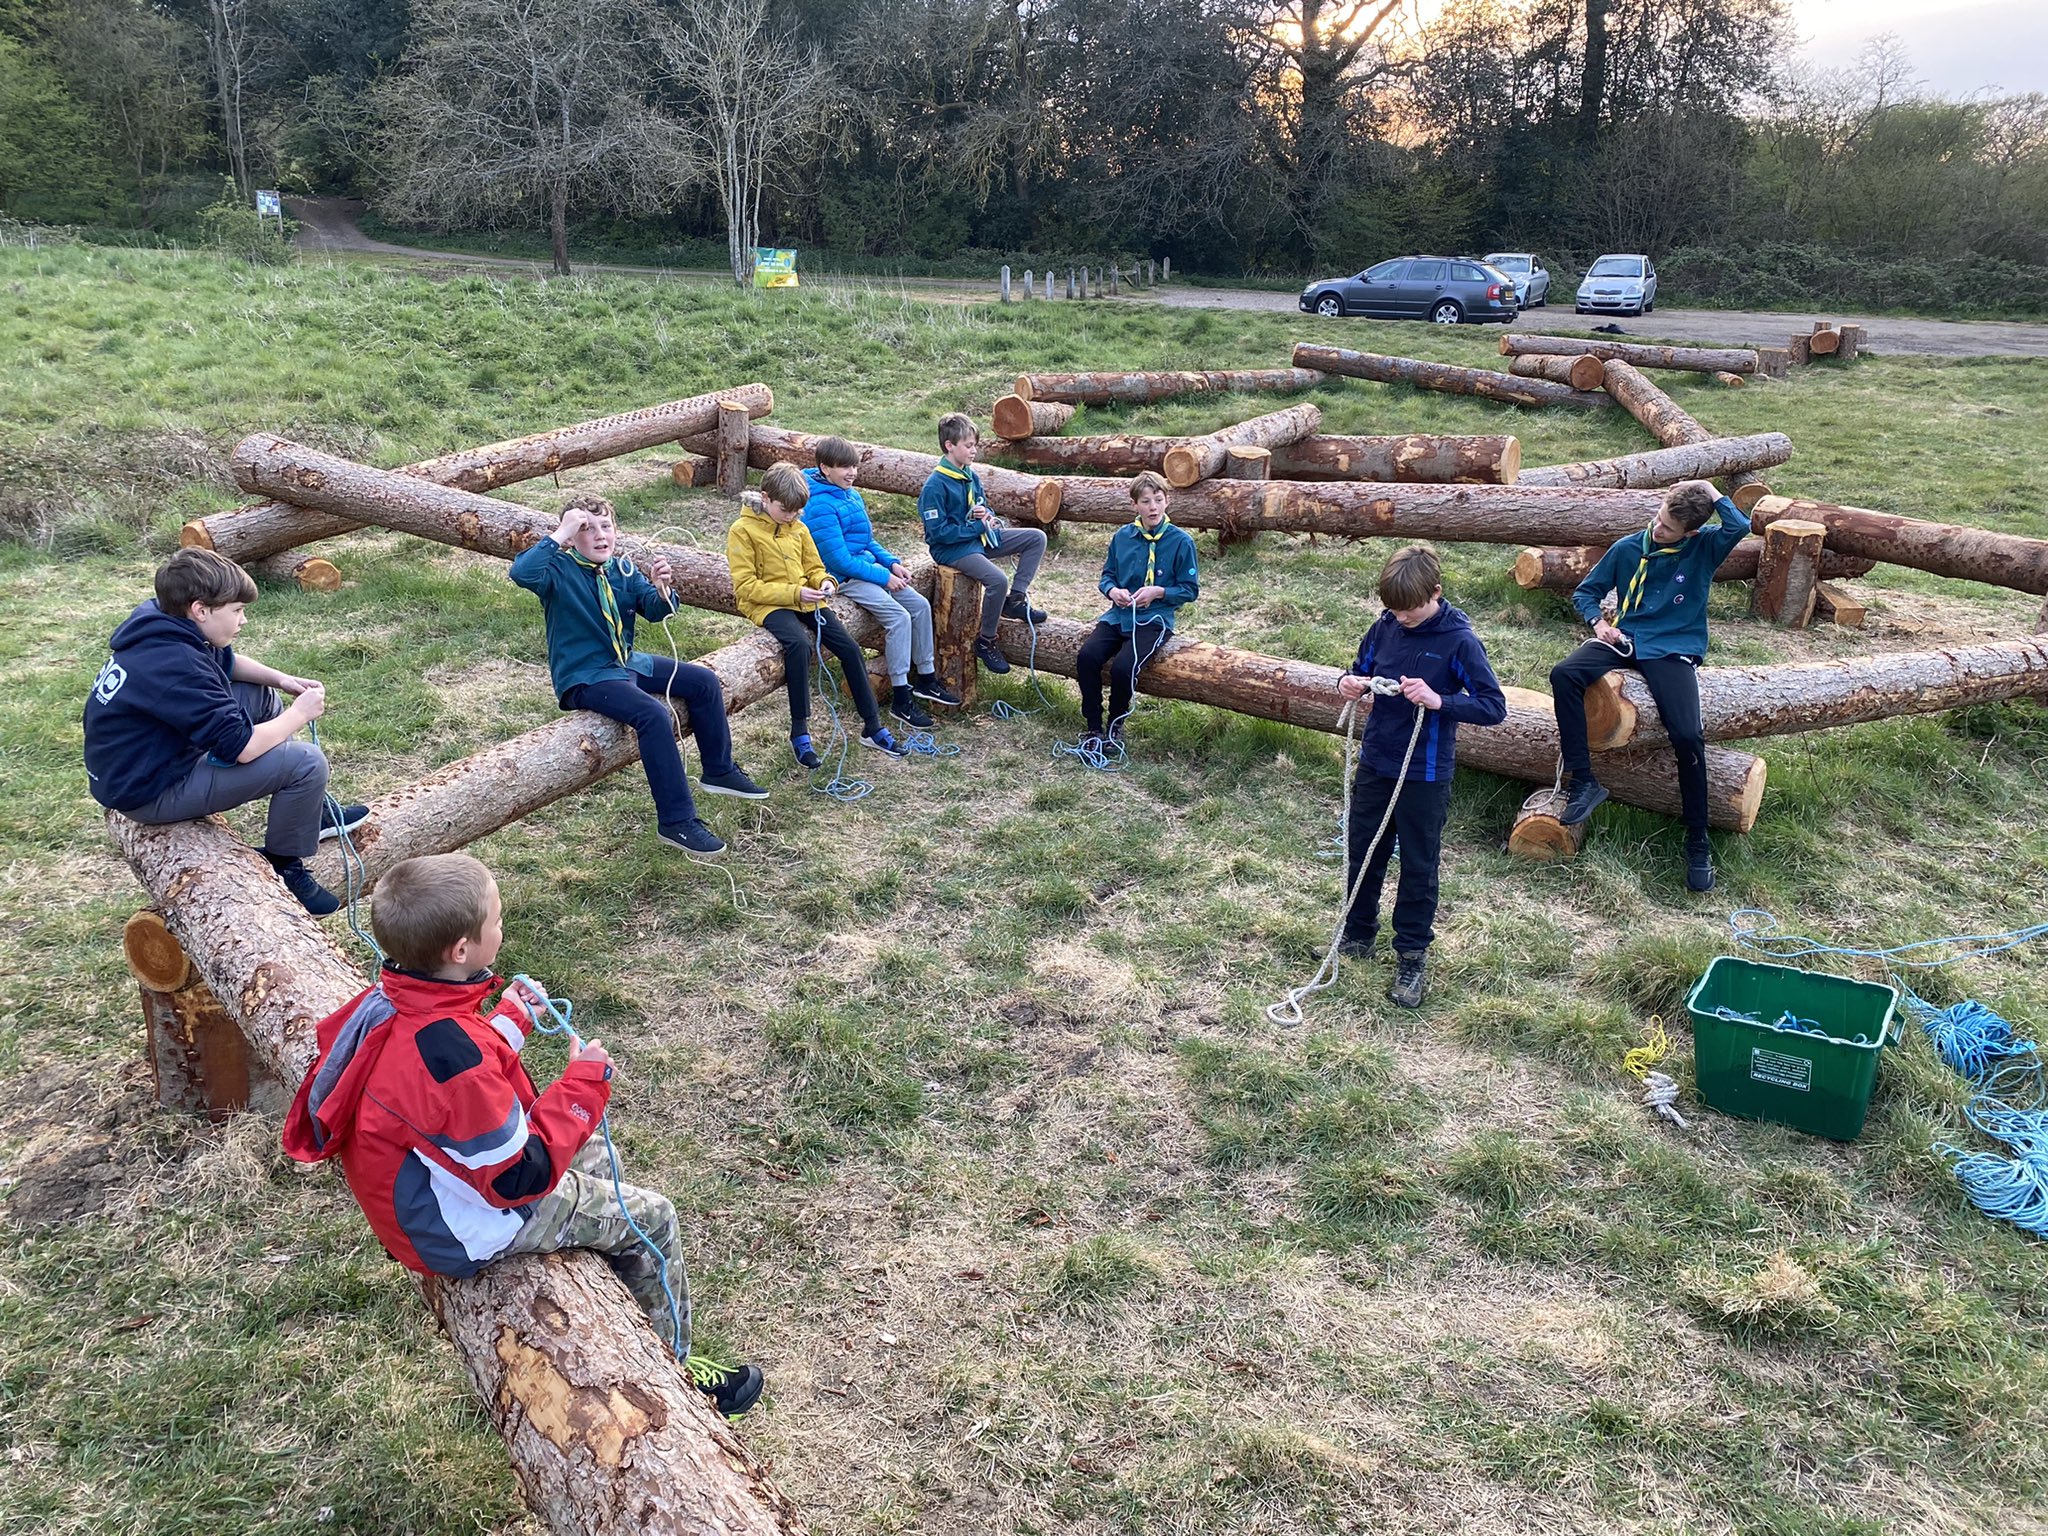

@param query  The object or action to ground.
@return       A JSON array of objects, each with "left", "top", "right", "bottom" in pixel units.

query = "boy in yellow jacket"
[{"left": 727, "top": 464, "right": 905, "bottom": 766}]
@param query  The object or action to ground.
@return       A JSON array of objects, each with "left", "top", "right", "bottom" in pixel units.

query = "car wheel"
[
  {"left": 1315, "top": 294, "right": 1343, "bottom": 318},
  {"left": 1575, "top": 305, "right": 1587, "bottom": 314},
  {"left": 1643, "top": 296, "right": 1654, "bottom": 312},
  {"left": 1430, "top": 300, "right": 1463, "bottom": 325}
]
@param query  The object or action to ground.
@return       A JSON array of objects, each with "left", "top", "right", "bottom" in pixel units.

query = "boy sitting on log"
[
  {"left": 917, "top": 412, "right": 1048, "bottom": 675},
  {"left": 84, "top": 547, "right": 364, "bottom": 916},
  {"left": 1550, "top": 479, "right": 1750, "bottom": 891},
  {"left": 1334, "top": 544, "right": 1507, "bottom": 1009},
  {"left": 282, "top": 852, "right": 765, "bottom": 1417},
  {"left": 728, "top": 463, "right": 905, "bottom": 765},
  {"left": 802, "top": 435, "right": 962, "bottom": 729},
  {"left": 509, "top": 493, "right": 766, "bottom": 859},
  {"left": 1077, "top": 472, "right": 1199, "bottom": 753}
]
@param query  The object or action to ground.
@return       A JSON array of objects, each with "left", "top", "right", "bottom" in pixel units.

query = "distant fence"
[{"left": 999, "top": 257, "right": 1170, "bottom": 300}]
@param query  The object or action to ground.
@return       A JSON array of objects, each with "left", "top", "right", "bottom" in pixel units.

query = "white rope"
[{"left": 1641, "top": 1071, "right": 1689, "bottom": 1127}]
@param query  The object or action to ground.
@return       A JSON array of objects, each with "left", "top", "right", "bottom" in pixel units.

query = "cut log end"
[
  {"left": 1810, "top": 329, "right": 1841, "bottom": 356},
  {"left": 671, "top": 454, "right": 717, "bottom": 488},
  {"left": 1512, "top": 548, "right": 1545, "bottom": 590},
  {"left": 250, "top": 553, "right": 342, "bottom": 592},
  {"left": 1508, "top": 804, "right": 1588, "bottom": 861},
  {"left": 1733, "top": 755, "right": 1768, "bottom": 832},
  {"left": 1813, "top": 581, "right": 1867, "bottom": 628},
  {"left": 124, "top": 909, "right": 193, "bottom": 991},
  {"left": 179, "top": 520, "right": 216, "bottom": 550},
  {"left": 991, "top": 395, "right": 1033, "bottom": 441},
  {"left": 1013, "top": 375, "right": 1036, "bottom": 402},
  {"left": 1033, "top": 479, "right": 1064, "bottom": 525},
  {"left": 1713, "top": 371, "right": 1745, "bottom": 388},
  {"left": 1583, "top": 673, "right": 1636, "bottom": 753},
  {"left": 1162, "top": 445, "right": 1204, "bottom": 488},
  {"left": 1730, "top": 482, "right": 1770, "bottom": 513},
  {"left": 1499, "top": 437, "right": 1523, "bottom": 483}
]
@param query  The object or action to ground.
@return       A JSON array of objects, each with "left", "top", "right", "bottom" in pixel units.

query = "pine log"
[
  {"left": 673, "top": 424, "right": 1049, "bottom": 523},
  {"left": 1713, "top": 372, "right": 1745, "bottom": 388},
  {"left": 716, "top": 400, "right": 752, "bottom": 498},
  {"left": 1786, "top": 334, "right": 1813, "bottom": 367},
  {"left": 1266, "top": 434, "right": 1521, "bottom": 485},
  {"left": 1749, "top": 495, "right": 2048, "bottom": 596},
  {"left": 1756, "top": 347, "right": 1791, "bottom": 380},
  {"left": 1012, "top": 368, "right": 1325, "bottom": 406},
  {"left": 1217, "top": 447, "right": 1269, "bottom": 553},
  {"left": 124, "top": 909, "right": 193, "bottom": 990},
  {"left": 1810, "top": 328, "right": 1841, "bottom": 356},
  {"left": 1516, "top": 433, "right": 1792, "bottom": 491},
  {"left": 1812, "top": 582, "right": 1866, "bottom": 628},
  {"left": 989, "top": 616, "right": 1765, "bottom": 829},
  {"left": 109, "top": 816, "right": 806, "bottom": 1536},
  {"left": 1730, "top": 483, "right": 1771, "bottom": 512},
  {"left": 184, "top": 385, "right": 777, "bottom": 563},
  {"left": 1600, "top": 358, "right": 1768, "bottom": 493},
  {"left": 247, "top": 551, "right": 343, "bottom": 592},
  {"left": 1500, "top": 334, "right": 1759, "bottom": 375},
  {"left": 671, "top": 454, "right": 718, "bottom": 488},
  {"left": 930, "top": 566, "right": 984, "bottom": 709},
  {"left": 1507, "top": 354, "right": 1608, "bottom": 391},
  {"left": 1836, "top": 325, "right": 1866, "bottom": 362},
  {"left": 1162, "top": 404, "right": 1323, "bottom": 488},
  {"left": 991, "top": 397, "right": 1076, "bottom": 440},
  {"left": 1751, "top": 518, "right": 1827, "bottom": 627},
  {"left": 1513, "top": 539, "right": 1874, "bottom": 592},
  {"left": 1293, "top": 343, "right": 1608, "bottom": 410},
  {"left": 983, "top": 433, "right": 1183, "bottom": 474},
  {"left": 126, "top": 911, "right": 280, "bottom": 1120},
  {"left": 1508, "top": 800, "right": 1588, "bottom": 861}
]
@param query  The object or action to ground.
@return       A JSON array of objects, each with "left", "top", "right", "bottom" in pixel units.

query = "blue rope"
[
  {"left": 306, "top": 717, "right": 381, "bottom": 964},
  {"left": 1051, "top": 619, "right": 1171, "bottom": 773},
  {"left": 896, "top": 728, "right": 960, "bottom": 758},
  {"left": 1708, "top": 1004, "right": 1871, "bottom": 1047},
  {"left": 806, "top": 611, "right": 873, "bottom": 803},
  {"left": 1729, "top": 908, "right": 2048, "bottom": 969},
  {"left": 988, "top": 610, "right": 1059, "bottom": 722}
]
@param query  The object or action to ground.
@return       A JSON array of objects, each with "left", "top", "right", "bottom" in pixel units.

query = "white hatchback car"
[{"left": 1576, "top": 254, "right": 1657, "bottom": 315}]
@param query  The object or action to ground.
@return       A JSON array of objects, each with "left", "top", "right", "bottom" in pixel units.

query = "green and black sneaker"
[{"left": 687, "top": 1354, "right": 765, "bottom": 1418}]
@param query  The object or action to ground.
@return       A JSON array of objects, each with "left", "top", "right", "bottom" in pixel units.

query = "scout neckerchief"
[
  {"left": 566, "top": 549, "right": 629, "bottom": 665},
  {"left": 1131, "top": 512, "right": 1174, "bottom": 588},
  {"left": 1619, "top": 522, "right": 1682, "bottom": 621},
  {"left": 936, "top": 461, "right": 997, "bottom": 548}
]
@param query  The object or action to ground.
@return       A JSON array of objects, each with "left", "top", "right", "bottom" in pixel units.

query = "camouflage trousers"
[{"left": 500, "top": 1139, "right": 691, "bottom": 1356}]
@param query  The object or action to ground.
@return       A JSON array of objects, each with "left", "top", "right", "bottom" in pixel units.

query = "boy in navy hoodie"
[
  {"left": 1549, "top": 479, "right": 1750, "bottom": 892},
  {"left": 916, "top": 413, "right": 1046, "bottom": 675},
  {"left": 84, "top": 547, "right": 361, "bottom": 915},
  {"left": 1335, "top": 544, "right": 1508, "bottom": 1008}
]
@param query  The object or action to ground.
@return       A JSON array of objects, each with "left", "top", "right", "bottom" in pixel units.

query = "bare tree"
[{"left": 204, "top": 0, "right": 258, "bottom": 198}]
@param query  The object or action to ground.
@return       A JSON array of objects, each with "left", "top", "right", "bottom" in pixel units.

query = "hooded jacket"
[
  {"left": 1096, "top": 517, "right": 1200, "bottom": 633},
  {"left": 1349, "top": 602, "right": 1508, "bottom": 783},
  {"left": 1571, "top": 496, "right": 1751, "bottom": 660},
  {"left": 801, "top": 469, "right": 899, "bottom": 588},
  {"left": 917, "top": 461, "right": 993, "bottom": 564},
  {"left": 726, "top": 502, "right": 830, "bottom": 626},
  {"left": 282, "top": 966, "right": 611, "bottom": 1278},
  {"left": 508, "top": 538, "right": 676, "bottom": 703},
  {"left": 83, "top": 599, "right": 256, "bottom": 811}
]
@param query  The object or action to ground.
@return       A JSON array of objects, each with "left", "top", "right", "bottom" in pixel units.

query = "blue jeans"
[{"left": 564, "top": 658, "right": 732, "bottom": 832}]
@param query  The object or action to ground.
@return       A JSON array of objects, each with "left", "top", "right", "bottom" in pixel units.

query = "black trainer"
[
  {"left": 861, "top": 724, "right": 907, "bottom": 757},
  {"left": 266, "top": 854, "right": 340, "bottom": 916},
  {"left": 318, "top": 802, "right": 369, "bottom": 842},
  {"left": 699, "top": 767, "right": 768, "bottom": 800},
  {"left": 657, "top": 820, "right": 727, "bottom": 857},
  {"left": 911, "top": 672, "right": 963, "bottom": 708},
  {"left": 974, "top": 637, "right": 1011, "bottom": 674},
  {"left": 1560, "top": 775, "right": 1609, "bottom": 826},
  {"left": 687, "top": 1356, "right": 764, "bottom": 1418},
  {"left": 1002, "top": 591, "right": 1047, "bottom": 624},
  {"left": 1340, "top": 934, "right": 1377, "bottom": 962},
  {"left": 890, "top": 686, "right": 934, "bottom": 729},
  {"left": 1686, "top": 836, "right": 1715, "bottom": 893},
  {"left": 1387, "top": 951, "right": 1427, "bottom": 1009},
  {"left": 791, "top": 734, "right": 822, "bottom": 769}
]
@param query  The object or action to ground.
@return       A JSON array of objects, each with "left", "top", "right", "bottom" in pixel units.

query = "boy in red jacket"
[{"left": 282, "top": 852, "right": 762, "bottom": 1415}]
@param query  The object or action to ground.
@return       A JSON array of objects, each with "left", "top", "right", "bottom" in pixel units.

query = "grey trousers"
[
  {"left": 950, "top": 526, "right": 1048, "bottom": 639},
  {"left": 129, "top": 681, "right": 329, "bottom": 859},
  {"left": 838, "top": 579, "right": 934, "bottom": 685}
]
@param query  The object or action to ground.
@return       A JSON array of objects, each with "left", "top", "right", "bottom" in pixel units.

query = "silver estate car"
[
  {"left": 1576, "top": 254, "right": 1657, "bottom": 315},
  {"left": 1483, "top": 252, "right": 1550, "bottom": 307}
]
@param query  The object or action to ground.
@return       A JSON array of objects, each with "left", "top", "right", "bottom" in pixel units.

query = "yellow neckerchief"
[
  {"left": 565, "top": 548, "right": 629, "bottom": 665},
  {"left": 937, "top": 461, "right": 997, "bottom": 547},
  {"left": 1131, "top": 512, "right": 1174, "bottom": 587},
  {"left": 1619, "top": 522, "right": 1682, "bottom": 621}
]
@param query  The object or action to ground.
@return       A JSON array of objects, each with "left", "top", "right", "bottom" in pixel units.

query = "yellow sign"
[{"left": 753, "top": 248, "right": 799, "bottom": 289}]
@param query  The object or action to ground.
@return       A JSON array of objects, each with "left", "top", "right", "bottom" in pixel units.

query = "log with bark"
[
  {"left": 126, "top": 910, "right": 281, "bottom": 1120},
  {"left": 1786, "top": 334, "right": 1813, "bottom": 367},
  {"left": 671, "top": 454, "right": 718, "bottom": 488},
  {"left": 1161, "top": 404, "right": 1323, "bottom": 487},
  {"left": 185, "top": 385, "right": 777, "bottom": 563},
  {"left": 716, "top": 399, "right": 752, "bottom": 497},
  {"left": 991, "top": 396, "right": 1077, "bottom": 440},
  {"left": 982, "top": 433, "right": 1184, "bottom": 474},
  {"left": 1515, "top": 432, "right": 1792, "bottom": 491},
  {"left": 990, "top": 616, "right": 1765, "bottom": 829},
  {"left": 1836, "top": 325, "right": 1866, "bottom": 362},
  {"left": 1749, "top": 495, "right": 2048, "bottom": 596},
  {"left": 1750, "top": 518, "right": 1828, "bottom": 627},
  {"left": 1265, "top": 434, "right": 1521, "bottom": 485},
  {"left": 674, "top": 424, "right": 1050, "bottom": 523},
  {"left": 1513, "top": 539, "right": 1874, "bottom": 592},
  {"left": 1599, "top": 358, "right": 1769, "bottom": 494},
  {"left": 1012, "top": 369, "right": 1326, "bottom": 406},
  {"left": 1809, "top": 327, "right": 1841, "bottom": 357},
  {"left": 1292, "top": 343, "right": 1608, "bottom": 410},
  {"left": 1507, "top": 353, "right": 1608, "bottom": 391},
  {"left": 1500, "top": 334, "right": 1760, "bottom": 375},
  {"left": 1217, "top": 447, "right": 1270, "bottom": 552},
  {"left": 1508, "top": 798, "right": 1588, "bottom": 861},
  {"left": 110, "top": 815, "right": 808, "bottom": 1536},
  {"left": 247, "top": 551, "right": 343, "bottom": 592},
  {"left": 1755, "top": 347, "right": 1791, "bottom": 380}
]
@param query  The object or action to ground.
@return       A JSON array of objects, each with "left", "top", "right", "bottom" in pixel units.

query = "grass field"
[{"left": 2, "top": 245, "right": 2046, "bottom": 1536}]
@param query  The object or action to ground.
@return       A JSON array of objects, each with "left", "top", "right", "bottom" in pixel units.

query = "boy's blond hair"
[
  {"left": 372, "top": 854, "right": 495, "bottom": 973},
  {"left": 759, "top": 462, "right": 810, "bottom": 511},
  {"left": 156, "top": 548, "right": 256, "bottom": 615},
  {"left": 937, "top": 413, "right": 978, "bottom": 452},
  {"left": 563, "top": 493, "right": 616, "bottom": 520},
  {"left": 1128, "top": 470, "right": 1170, "bottom": 502},
  {"left": 1663, "top": 480, "right": 1719, "bottom": 532},
  {"left": 1377, "top": 544, "right": 1442, "bottom": 612}
]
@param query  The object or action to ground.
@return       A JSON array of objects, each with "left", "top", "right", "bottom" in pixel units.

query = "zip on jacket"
[
  {"left": 727, "top": 503, "right": 831, "bottom": 625},
  {"left": 1349, "top": 603, "right": 1508, "bottom": 783},
  {"left": 801, "top": 469, "right": 898, "bottom": 587},
  {"left": 917, "top": 463, "right": 992, "bottom": 563}
]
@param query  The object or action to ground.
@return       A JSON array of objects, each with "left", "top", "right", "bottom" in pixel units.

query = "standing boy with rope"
[
  {"left": 282, "top": 852, "right": 765, "bottom": 1415},
  {"left": 1549, "top": 479, "right": 1750, "bottom": 892},
  {"left": 916, "top": 413, "right": 1047, "bottom": 676},
  {"left": 1335, "top": 544, "right": 1507, "bottom": 1009},
  {"left": 1076, "top": 472, "right": 1198, "bottom": 754}
]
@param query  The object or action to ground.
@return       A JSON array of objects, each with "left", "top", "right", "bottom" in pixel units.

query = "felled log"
[
  {"left": 716, "top": 399, "right": 751, "bottom": 497},
  {"left": 1516, "top": 432, "right": 1792, "bottom": 491},
  {"left": 930, "top": 566, "right": 984, "bottom": 709},
  {"left": 1293, "top": 343, "right": 1607, "bottom": 410},
  {"left": 110, "top": 816, "right": 807, "bottom": 1536},
  {"left": 1218, "top": 447, "right": 1269, "bottom": 553},
  {"left": 184, "top": 385, "right": 777, "bottom": 563},
  {"left": 1600, "top": 359, "right": 1768, "bottom": 494},
  {"left": 671, "top": 454, "right": 718, "bottom": 488},
  {"left": 1507, "top": 354, "right": 1607, "bottom": 391},
  {"left": 991, "top": 615, "right": 1765, "bottom": 829},
  {"left": 1012, "top": 368, "right": 1325, "bottom": 406},
  {"left": 991, "top": 396, "right": 1076, "bottom": 440},
  {"left": 983, "top": 433, "right": 1183, "bottom": 474},
  {"left": 1750, "top": 495, "right": 2048, "bottom": 596},
  {"left": 1513, "top": 539, "right": 1874, "bottom": 593},
  {"left": 674, "top": 423, "right": 1049, "bottom": 522},
  {"left": 1713, "top": 372, "right": 1744, "bottom": 388},
  {"left": 1500, "top": 334, "right": 1759, "bottom": 376},
  {"left": 1605, "top": 639, "right": 2048, "bottom": 752},
  {"left": 1810, "top": 327, "right": 1841, "bottom": 357},
  {"left": 1756, "top": 347, "right": 1790, "bottom": 380},
  {"left": 247, "top": 551, "right": 342, "bottom": 592},
  {"left": 1265, "top": 434, "right": 1521, "bottom": 485},
  {"left": 125, "top": 910, "right": 279, "bottom": 1120},
  {"left": 1813, "top": 582, "right": 1866, "bottom": 628},
  {"left": 1751, "top": 518, "right": 1828, "bottom": 627},
  {"left": 1162, "top": 404, "right": 1323, "bottom": 488},
  {"left": 1508, "top": 798, "right": 1587, "bottom": 861}
]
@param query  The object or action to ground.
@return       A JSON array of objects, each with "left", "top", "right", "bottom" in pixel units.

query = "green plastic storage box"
[{"left": 1685, "top": 956, "right": 1900, "bottom": 1141}]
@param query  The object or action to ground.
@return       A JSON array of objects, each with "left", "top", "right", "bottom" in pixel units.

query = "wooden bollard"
[
  {"left": 1756, "top": 347, "right": 1790, "bottom": 380},
  {"left": 1021, "top": 268, "right": 1031, "bottom": 299},
  {"left": 1216, "top": 446, "right": 1269, "bottom": 554},
  {"left": 1001, "top": 264, "right": 1012, "bottom": 301},
  {"left": 716, "top": 399, "right": 751, "bottom": 498},
  {"left": 931, "top": 566, "right": 984, "bottom": 709},
  {"left": 124, "top": 910, "right": 282, "bottom": 1121},
  {"left": 1751, "top": 518, "right": 1829, "bottom": 627},
  {"left": 1044, "top": 270, "right": 1053, "bottom": 301},
  {"left": 247, "top": 551, "right": 342, "bottom": 592}
]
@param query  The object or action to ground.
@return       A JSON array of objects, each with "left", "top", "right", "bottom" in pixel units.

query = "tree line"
[{"left": 2, "top": 0, "right": 2044, "bottom": 303}]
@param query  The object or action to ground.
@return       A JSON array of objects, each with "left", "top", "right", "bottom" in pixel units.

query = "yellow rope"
[{"left": 1622, "top": 1015, "right": 1672, "bottom": 1081}]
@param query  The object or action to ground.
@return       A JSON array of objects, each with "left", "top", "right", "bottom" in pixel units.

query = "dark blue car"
[{"left": 1298, "top": 256, "right": 1520, "bottom": 325}]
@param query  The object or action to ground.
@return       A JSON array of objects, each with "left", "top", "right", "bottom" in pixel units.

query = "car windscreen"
[
  {"left": 1488, "top": 255, "right": 1530, "bottom": 272},
  {"left": 1588, "top": 257, "right": 1642, "bottom": 277}
]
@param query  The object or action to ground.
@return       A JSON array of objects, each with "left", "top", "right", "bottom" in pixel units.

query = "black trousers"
[
  {"left": 761, "top": 608, "right": 880, "bottom": 734},
  {"left": 1074, "top": 619, "right": 1169, "bottom": 732},
  {"left": 1342, "top": 771, "right": 1453, "bottom": 956},
  {"left": 1551, "top": 641, "right": 1709, "bottom": 835}
]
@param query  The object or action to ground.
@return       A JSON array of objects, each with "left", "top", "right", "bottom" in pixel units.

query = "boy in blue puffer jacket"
[
  {"left": 1076, "top": 472, "right": 1198, "bottom": 751},
  {"left": 802, "top": 436, "right": 962, "bottom": 730}
]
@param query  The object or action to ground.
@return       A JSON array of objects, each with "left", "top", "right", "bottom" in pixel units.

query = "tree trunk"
[
  {"left": 1500, "top": 334, "right": 1759, "bottom": 375},
  {"left": 1581, "top": 0, "right": 1609, "bottom": 139},
  {"left": 1508, "top": 800, "right": 1588, "bottom": 861},
  {"left": 186, "top": 386, "right": 776, "bottom": 563},
  {"left": 982, "top": 433, "right": 1185, "bottom": 474},
  {"left": 1600, "top": 357, "right": 1768, "bottom": 494},
  {"left": 673, "top": 423, "right": 1048, "bottom": 522},
  {"left": 988, "top": 616, "right": 1765, "bottom": 829},
  {"left": 246, "top": 552, "right": 343, "bottom": 592},
  {"left": 108, "top": 817, "right": 808, "bottom": 1536},
  {"left": 1836, "top": 325, "right": 1866, "bottom": 362},
  {"left": 1786, "top": 334, "right": 1813, "bottom": 367},
  {"left": 1507, "top": 354, "right": 1608, "bottom": 391},
  {"left": 1012, "top": 369, "right": 1326, "bottom": 406},
  {"left": 929, "top": 566, "right": 984, "bottom": 709},
  {"left": 1161, "top": 405, "right": 1324, "bottom": 488},
  {"left": 549, "top": 175, "right": 570, "bottom": 277},
  {"left": 716, "top": 400, "right": 752, "bottom": 498},
  {"left": 1809, "top": 328, "right": 1840, "bottom": 356},
  {"left": 1513, "top": 539, "right": 1873, "bottom": 592},
  {"left": 1217, "top": 447, "right": 1270, "bottom": 553},
  {"left": 1750, "top": 518, "right": 1827, "bottom": 627},
  {"left": 1293, "top": 343, "right": 1607, "bottom": 410},
  {"left": 1755, "top": 347, "right": 1790, "bottom": 380},
  {"left": 990, "top": 397, "right": 1076, "bottom": 440},
  {"left": 1516, "top": 432, "right": 1792, "bottom": 490},
  {"left": 1749, "top": 495, "right": 2048, "bottom": 596},
  {"left": 671, "top": 454, "right": 718, "bottom": 488},
  {"left": 1266, "top": 434, "right": 1521, "bottom": 484}
]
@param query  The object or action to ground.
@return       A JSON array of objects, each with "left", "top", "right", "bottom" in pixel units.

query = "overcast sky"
[{"left": 1791, "top": 0, "right": 2048, "bottom": 96}]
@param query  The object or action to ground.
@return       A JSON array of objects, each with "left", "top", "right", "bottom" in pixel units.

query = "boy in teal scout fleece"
[
  {"left": 916, "top": 413, "right": 1047, "bottom": 675},
  {"left": 1076, "top": 471, "right": 1198, "bottom": 750},
  {"left": 1549, "top": 479, "right": 1751, "bottom": 892}
]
